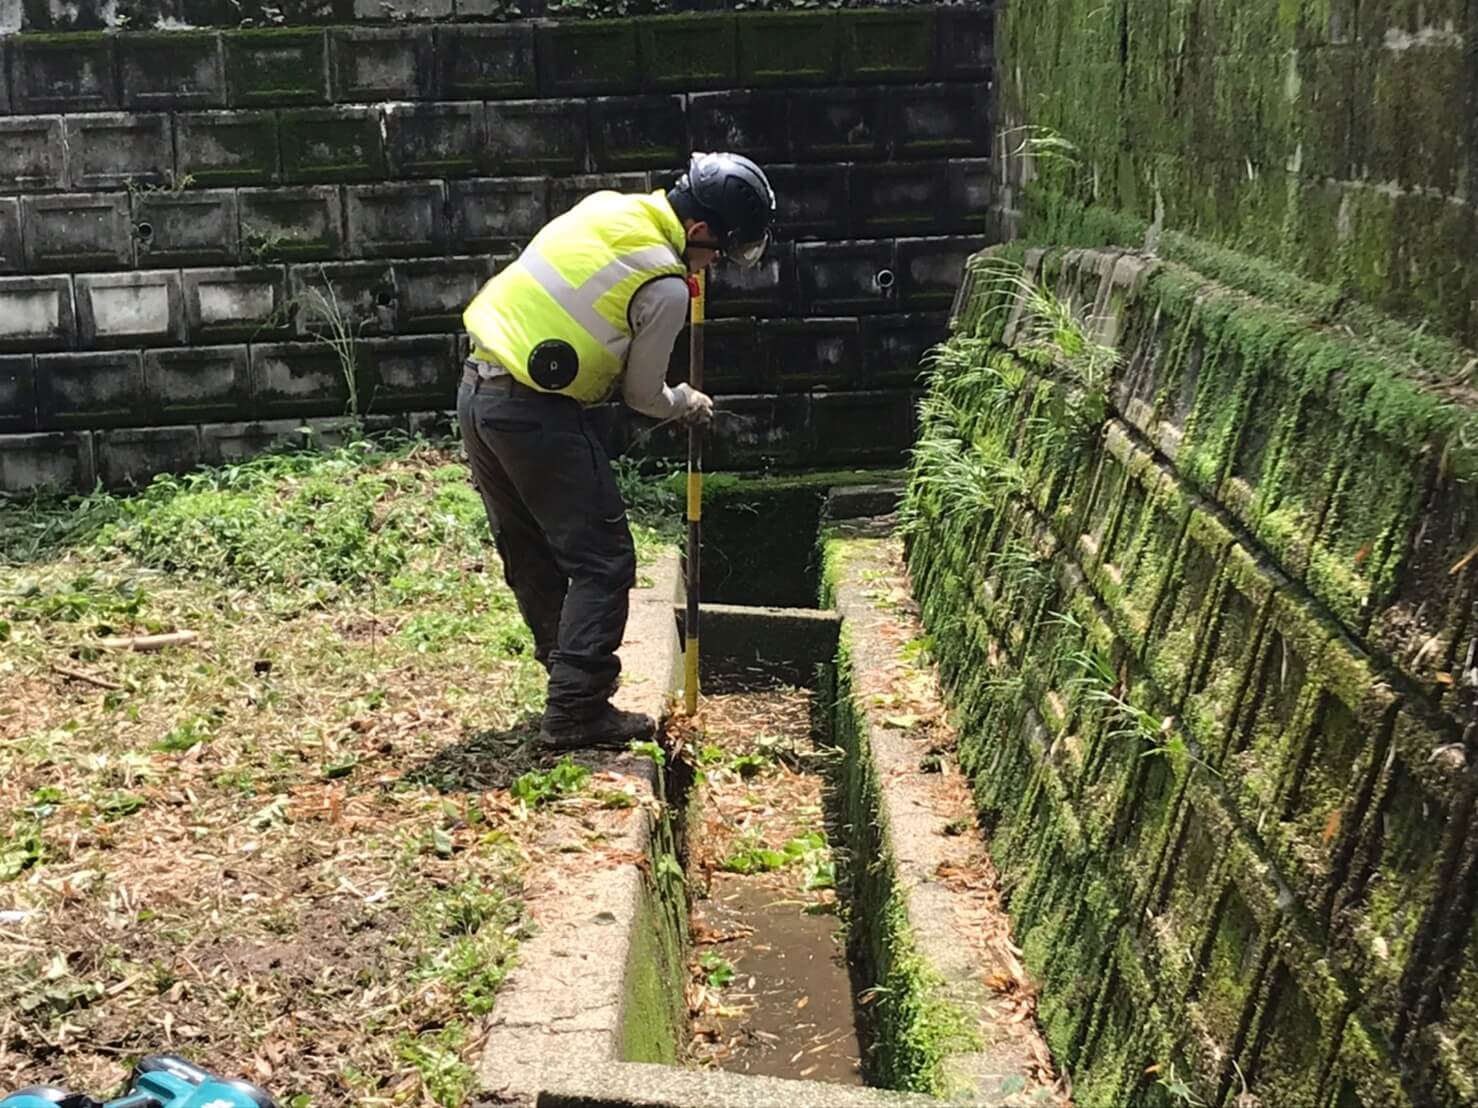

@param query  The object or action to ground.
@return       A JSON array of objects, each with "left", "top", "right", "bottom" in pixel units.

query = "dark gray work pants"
[{"left": 456, "top": 364, "right": 635, "bottom": 721}]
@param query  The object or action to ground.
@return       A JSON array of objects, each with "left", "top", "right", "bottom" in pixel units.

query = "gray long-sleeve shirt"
[{"left": 619, "top": 274, "right": 693, "bottom": 420}]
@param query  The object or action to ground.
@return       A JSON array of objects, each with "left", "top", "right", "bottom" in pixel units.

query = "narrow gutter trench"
[
  {"left": 517, "top": 480, "right": 1064, "bottom": 1107},
  {"left": 676, "top": 670, "right": 866, "bottom": 1085}
]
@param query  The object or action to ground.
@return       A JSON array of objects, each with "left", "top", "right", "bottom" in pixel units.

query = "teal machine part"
[{"left": 2, "top": 1054, "right": 277, "bottom": 1108}]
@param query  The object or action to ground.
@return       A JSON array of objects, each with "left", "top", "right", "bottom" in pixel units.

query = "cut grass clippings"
[{"left": 0, "top": 436, "right": 676, "bottom": 1106}]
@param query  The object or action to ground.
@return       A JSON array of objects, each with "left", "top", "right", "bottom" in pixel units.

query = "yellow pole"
[{"left": 684, "top": 270, "right": 705, "bottom": 716}]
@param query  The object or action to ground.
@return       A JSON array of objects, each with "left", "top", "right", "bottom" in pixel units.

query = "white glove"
[{"left": 672, "top": 383, "right": 714, "bottom": 425}]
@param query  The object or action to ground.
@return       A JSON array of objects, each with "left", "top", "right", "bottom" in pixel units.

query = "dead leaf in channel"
[{"left": 985, "top": 970, "right": 1016, "bottom": 993}]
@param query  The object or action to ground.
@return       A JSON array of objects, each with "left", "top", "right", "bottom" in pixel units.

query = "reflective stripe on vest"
[
  {"left": 461, "top": 191, "right": 688, "bottom": 405},
  {"left": 518, "top": 242, "right": 683, "bottom": 349}
]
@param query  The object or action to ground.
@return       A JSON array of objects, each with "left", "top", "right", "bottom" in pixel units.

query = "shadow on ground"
[{"left": 399, "top": 715, "right": 551, "bottom": 793}]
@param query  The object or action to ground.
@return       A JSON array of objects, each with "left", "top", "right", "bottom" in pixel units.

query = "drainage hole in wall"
[{"left": 676, "top": 666, "right": 864, "bottom": 1085}]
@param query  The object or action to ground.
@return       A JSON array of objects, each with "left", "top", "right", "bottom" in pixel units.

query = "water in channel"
[{"left": 680, "top": 676, "right": 866, "bottom": 1086}]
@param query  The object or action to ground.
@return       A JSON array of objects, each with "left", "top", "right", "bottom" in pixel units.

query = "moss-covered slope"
[{"left": 907, "top": 244, "right": 1477, "bottom": 1107}]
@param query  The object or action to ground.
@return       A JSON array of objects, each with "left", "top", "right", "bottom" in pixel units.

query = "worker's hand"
[{"left": 673, "top": 384, "right": 715, "bottom": 425}]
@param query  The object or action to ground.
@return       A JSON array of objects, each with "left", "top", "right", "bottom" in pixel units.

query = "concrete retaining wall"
[
  {"left": 989, "top": 0, "right": 1478, "bottom": 354},
  {"left": 0, "top": 2, "right": 993, "bottom": 491},
  {"left": 908, "top": 245, "right": 1478, "bottom": 1107}
]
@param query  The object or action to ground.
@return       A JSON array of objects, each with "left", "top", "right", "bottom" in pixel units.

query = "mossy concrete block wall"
[
  {"left": 0, "top": 1, "right": 992, "bottom": 492},
  {"left": 908, "top": 245, "right": 1478, "bottom": 1107},
  {"left": 991, "top": 0, "right": 1478, "bottom": 354}
]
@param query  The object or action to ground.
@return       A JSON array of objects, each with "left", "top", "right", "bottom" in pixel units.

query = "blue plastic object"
[{"left": 1, "top": 1055, "right": 276, "bottom": 1108}]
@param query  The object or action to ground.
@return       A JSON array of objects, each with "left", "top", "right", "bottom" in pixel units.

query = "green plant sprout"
[
  {"left": 1001, "top": 125, "right": 1081, "bottom": 169},
  {"left": 719, "top": 831, "right": 832, "bottom": 891},
  {"left": 628, "top": 739, "right": 666, "bottom": 767},
  {"left": 1154, "top": 1062, "right": 1206, "bottom": 1106},
  {"left": 698, "top": 950, "right": 735, "bottom": 989},
  {"left": 295, "top": 267, "right": 369, "bottom": 425},
  {"left": 728, "top": 751, "right": 772, "bottom": 779},
  {"left": 510, "top": 757, "right": 589, "bottom": 807}
]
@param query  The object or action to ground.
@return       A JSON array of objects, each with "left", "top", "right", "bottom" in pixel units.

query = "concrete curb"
[
  {"left": 829, "top": 535, "right": 1042, "bottom": 1103},
  {"left": 478, "top": 551, "right": 684, "bottom": 1105},
  {"left": 535, "top": 1060, "right": 942, "bottom": 1108}
]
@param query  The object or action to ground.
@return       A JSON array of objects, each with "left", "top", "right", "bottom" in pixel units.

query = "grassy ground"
[{"left": 0, "top": 437, "right": 677, "bottom": 1107}]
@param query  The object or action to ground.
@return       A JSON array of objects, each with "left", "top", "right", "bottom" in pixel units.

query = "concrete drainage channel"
[{"left": 479, "top": 476, "right": 1052, "bottom": 1108}]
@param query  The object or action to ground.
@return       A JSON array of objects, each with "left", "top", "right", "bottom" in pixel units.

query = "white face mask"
[{"left": 728, "top": 230, "right": 771, "bottom": 269}]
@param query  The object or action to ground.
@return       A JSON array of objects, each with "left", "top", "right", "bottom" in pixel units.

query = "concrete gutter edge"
[
  {"left": 477, "top": 551, "right": 684, "bottom": 1105},
  {"left": 828, "top": 535, "right": 1041, "bottom": 1103},
  {"left": 535, "top": 1060, "right": 942, "bottom": 1108}
]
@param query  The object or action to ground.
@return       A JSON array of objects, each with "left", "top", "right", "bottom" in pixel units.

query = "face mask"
[{"left": 727, "top": 230, "right": 770, "bottom": 269}]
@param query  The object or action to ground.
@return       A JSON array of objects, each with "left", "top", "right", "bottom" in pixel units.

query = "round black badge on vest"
[{"left": 528, "top": 340, "right": 579, "bottom": 391}]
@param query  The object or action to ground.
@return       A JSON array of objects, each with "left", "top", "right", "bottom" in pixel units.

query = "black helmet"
[{"left": 667, "top": 152, "right": 776, "bottom": 268}]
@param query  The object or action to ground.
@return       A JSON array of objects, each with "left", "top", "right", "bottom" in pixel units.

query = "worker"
[{"left": 458, "top": 152, "right": 776, "bottom": 750}]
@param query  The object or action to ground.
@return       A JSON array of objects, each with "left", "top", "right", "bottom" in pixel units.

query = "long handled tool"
[{"left": 684, "top": 270, "right": 706, "bottom": 716}]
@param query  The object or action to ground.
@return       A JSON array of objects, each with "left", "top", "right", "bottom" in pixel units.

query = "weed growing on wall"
[
  {"left": 296, "top": 268, "right": 370, "bottom": 424},
  {"left": 1001, "top": 126, "right": 1080, "bottom": 170},
  {"left": 903, "top": 258, "right": 1117, "bottom": 545}
]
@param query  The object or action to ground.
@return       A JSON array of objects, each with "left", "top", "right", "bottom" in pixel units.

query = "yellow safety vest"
[{"left": 462, "top": 190, "right": 689, "bottom": 405}]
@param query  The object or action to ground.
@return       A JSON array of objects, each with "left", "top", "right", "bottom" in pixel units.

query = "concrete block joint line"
[{"left": 0, "top": 3, "right": 992, "bottom": 491}]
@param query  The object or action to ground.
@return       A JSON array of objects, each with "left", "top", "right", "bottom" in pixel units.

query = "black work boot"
[{"left": 539, "top": 703, "right": 656, "bottom": 751}]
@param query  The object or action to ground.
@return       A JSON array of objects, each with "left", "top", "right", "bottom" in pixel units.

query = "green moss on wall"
[
  {"left": 911, "top": 238, "right": 1475, "bottom": 1107},
  {"left": 619, "top": 890, "right": 685, "bottom": 1064},
  {"left": 999, "top": 0, "right": 1478, "bottom": 353},
  {"left": 619, "top": 763, "right": 689, "bottom": 1064}
]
